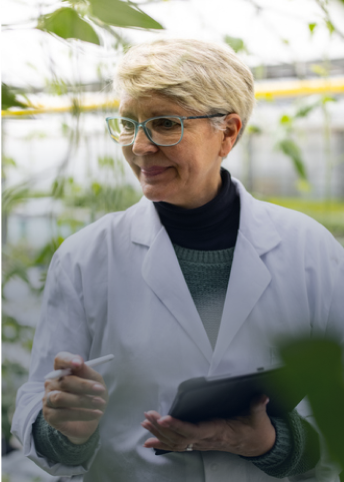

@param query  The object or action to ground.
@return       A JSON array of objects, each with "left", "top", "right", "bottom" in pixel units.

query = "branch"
[{"left": 314, "top": 0, "right": 344, "bottom": 39}]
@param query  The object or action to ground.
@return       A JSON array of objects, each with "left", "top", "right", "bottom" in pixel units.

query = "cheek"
[
  {"left": 122, "top": 149, "right": 138, "bottom": 173},
  {"left": 122, "top": 147, "right": 132, "bottom": 164}
]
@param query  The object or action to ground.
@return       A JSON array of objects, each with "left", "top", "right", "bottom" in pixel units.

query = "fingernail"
[
  {"left": 72, "top": 357, "right": 81, "bottom": 367},
  {"left": 93, "top": 397, "right": 105, "bottom": 405},
  {"left": 158, "top": 416, "right": 170, "bottom": 427},
  {"left": 93, "top": 383, "right": 105, "bottom": 392}
]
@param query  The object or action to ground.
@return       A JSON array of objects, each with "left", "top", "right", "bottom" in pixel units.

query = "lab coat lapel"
[
  {"left": 131, "top": 198, "right": 213, "bottom": 364},
  {"left": 211, "top": 179, "right": 281, "bottom": 372}
]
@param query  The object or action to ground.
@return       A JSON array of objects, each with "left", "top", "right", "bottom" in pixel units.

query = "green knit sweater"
[{"left": 32, "top": 245, "right": 320, "bottom": 477}]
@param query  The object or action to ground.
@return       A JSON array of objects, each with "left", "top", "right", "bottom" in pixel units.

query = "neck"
[{"left": 153, "top": 169, "right": 240, "bottom": 250}]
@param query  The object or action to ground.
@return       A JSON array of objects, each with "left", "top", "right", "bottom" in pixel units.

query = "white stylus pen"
[{"left": 44, "top": 354, "right": 115, "bottom": 380}]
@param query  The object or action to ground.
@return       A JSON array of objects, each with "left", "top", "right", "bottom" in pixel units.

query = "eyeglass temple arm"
[{"left": 184, "top": 113, "right": 229, "bottom": 120}]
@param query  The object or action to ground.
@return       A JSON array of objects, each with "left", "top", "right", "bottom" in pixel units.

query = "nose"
[{"left": 132, "top": 127, "right": 159, "bottom": 156}]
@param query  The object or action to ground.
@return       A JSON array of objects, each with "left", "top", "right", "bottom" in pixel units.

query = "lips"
[{"left": 141, "top": 166, "right": 170, "bottom": 177}]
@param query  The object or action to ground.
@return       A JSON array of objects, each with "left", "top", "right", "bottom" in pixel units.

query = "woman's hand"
[
  {"left": 43, "top": 352, "right": 108, "bottom": 445},
  {"left": 141, "top": 395, "right": 275, "bottom": 457}
]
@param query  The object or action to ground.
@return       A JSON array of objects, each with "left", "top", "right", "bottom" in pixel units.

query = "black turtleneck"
[{"left": 153, "top": 168, "right": 240, "bottom": 250}]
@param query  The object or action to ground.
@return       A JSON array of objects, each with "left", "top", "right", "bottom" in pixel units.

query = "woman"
[{"left": 12, "top": 39, "right": 344, "bottom": 482}]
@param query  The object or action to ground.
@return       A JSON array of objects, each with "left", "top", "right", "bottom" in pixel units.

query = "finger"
[
  {"left": 144, "top": 413, "right": 187, "bottom": 443},
  {"left": 54, "top": 352, "right": 105, "bottom": 384},
  {"left": 44, "top": 407, "right": 103, "bottom": 424},
  {"left": 143, "top": 437, "right": 175, "bottom": 451},
  {"left": 249, "top": 394, "right": 269, "bottom": 415},
  {"left": 143, "top": 438, "right": 187, "bottom": 452},
  {"left": 44, "top": 390, "right": 106, "bottom": 410},
  {"left": 156, "top": 415, "right": 202, "bottom": 439},
  {"left": 144, "top": 410, "right": 162, "bottom": 421},
  {"left": 54, "top": 352, "right": 84, "bottom": 370},
  {"left": 141, "top": 420, "right": 179, "bottom": 446},
  {"left": 45, "top": 376, "right": 106, "bottom": 397}
]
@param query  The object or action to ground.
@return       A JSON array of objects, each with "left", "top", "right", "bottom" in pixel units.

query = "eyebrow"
[
  {"left": 118, "top": 111, "right": 184, "bottom": 120},
  {"left": 118, "top": 110, "right": 135, "bottom": 118}
]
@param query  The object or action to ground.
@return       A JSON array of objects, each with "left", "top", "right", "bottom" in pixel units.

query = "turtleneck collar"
[{"left": 153, "top": 168, "right": 240, "bottom": 250}]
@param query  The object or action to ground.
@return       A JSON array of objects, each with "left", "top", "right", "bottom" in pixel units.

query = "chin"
[
  {"left": 142, "top": 188, "right": 166, "bottom": 203},
  {"left": 142, "top": 186, "right": 173, "bottom": 204}
]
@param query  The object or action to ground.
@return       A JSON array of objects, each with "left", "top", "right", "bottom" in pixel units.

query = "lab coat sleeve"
[{"left": 11, "top": 250, "right": 100, "bottom": 477}]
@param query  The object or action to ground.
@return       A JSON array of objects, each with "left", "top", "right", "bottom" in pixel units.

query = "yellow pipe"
[
  {"left": 2, "top": 78, "right": 344, "bottom": 116},
  {"left": 255, "top": 77, "right": 344, "bottom": 100},
  {"left": 1, "top": 100, "right": 120, "bottom": 117}
]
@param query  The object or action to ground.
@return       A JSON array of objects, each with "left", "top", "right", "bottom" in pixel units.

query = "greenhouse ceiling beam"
[{"left": 2, "top": 77, "right": 344, "bottom": 117}]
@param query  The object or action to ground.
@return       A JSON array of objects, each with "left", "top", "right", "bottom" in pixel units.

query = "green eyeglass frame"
[{"left": 105, "top": 113, "right": 228, "bottom": 147}]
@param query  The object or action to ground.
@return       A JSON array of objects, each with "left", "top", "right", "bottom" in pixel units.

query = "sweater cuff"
[
  {"left": 32, "top": 410, "right": 100, "bottom": 466},
  {"left": 241, "top": 416, "right": 292, "bottom": 472},
  {"left": 241, "top": 410, "right": 320, "bottom": 478}
]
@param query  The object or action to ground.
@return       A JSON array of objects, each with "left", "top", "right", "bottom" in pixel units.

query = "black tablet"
[{"left": 155, "top": 366, "right": 305, "bottom": 455}]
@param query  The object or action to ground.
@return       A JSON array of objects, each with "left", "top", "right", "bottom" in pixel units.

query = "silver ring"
[{"left": 186, "top": 444, "right": 193, "bottom": 451}]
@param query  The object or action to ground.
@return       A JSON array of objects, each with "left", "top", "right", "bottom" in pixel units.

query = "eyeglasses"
[{"left": 105, "top": 113, "right": 228, "bottom": 147}]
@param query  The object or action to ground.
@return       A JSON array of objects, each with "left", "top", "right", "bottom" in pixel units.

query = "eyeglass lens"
[{"left": 107, "top": 117, "right": 183, "bottom": 146}]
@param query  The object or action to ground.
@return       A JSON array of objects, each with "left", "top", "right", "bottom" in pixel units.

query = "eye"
[
  {"left": 153, "top": 118, "right": 180, "bottom": 130},
  {"left": 121, "top": 120, "right": 135, "bottom": 131}
]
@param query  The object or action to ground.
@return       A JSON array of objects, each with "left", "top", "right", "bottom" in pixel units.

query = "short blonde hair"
[{"left": 114, "top": 39, "right": 255, "bottom": 145}]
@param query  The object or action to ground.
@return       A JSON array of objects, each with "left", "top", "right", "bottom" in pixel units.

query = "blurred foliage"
[
  {"left": 89, "top": 0, "right": 163, "bottom": 29},
  {"left": 1, "top": 84, "right": 28, "bottom": 110},
  {"left": 2, "top": 361, "right": 28, "bottom": 443},
  {"left": 276, "top": 139, "right": 307, "bottom": 180},
  {"left": 274, "top": 94, "right": 338, "bottom": 188},
  {"left": 264, "top": 198, "right": 344, "bottom": 238},
  {"left": 37, "top": 7, "right": 101, "bottom": 45},
  {"left": 36, "top": 0, "right": 163, "bottom": 47},
  {"left": 224, "top": 35, "right": 248, "bottom": 54},
  {"left": 279, "top": 338, "right": 344, "bottom": 473}
]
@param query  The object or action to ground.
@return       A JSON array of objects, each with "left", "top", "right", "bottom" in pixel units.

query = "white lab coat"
[{"left": 12, "top": 178, "right": 344, "bottom": 482}]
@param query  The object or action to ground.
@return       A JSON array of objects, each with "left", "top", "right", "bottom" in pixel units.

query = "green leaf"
[
  {"left": 325, "top": 19, "right": 335, "bottom": 35},
  {"left": 246, "top": 124, "right": 262, "bottom": 135},
  {"left": 296, "top": 179, "right": 312, "bottom": 193},
  {"left": 280, "top": 338, "right": 344, "bottom": 466},
  {"left": 2, "top": 184, "right": 31, "bottom": 214},
  {"left": 224, "top": 35, "right": 247, "bottom": 53},
  {"left": 91, "top": 182, "right": 102, "bottom": 195},
  {"left": 294, "top": 102, "right": 319, "bottom": 119},
  {"left": 34, "top": 237, "right": 65, "bottom": 266},
  {"left": 321, "top": 95, "right": 337, "bottom": 105},
  {"left": 98, "top": 156, "right": 115, "bottom": 169},
  {"left": 280, "top": 114, "right": 292, "bottom": 125},
  {"left": 89, "top": 0, "right": 163, "bottom": 29},
  {"left": 2, "top": 315, "right": 34, "bottom": 345},
  {"left": 1, "top": 83, "right": 27, "bottom": 110},
  {"left": 276, "top": 139, "right": 307, "bottom": 180},
  {"left": 310, "top": 64, "right": 329, "bottom": 77},
  {"left": 37, "top": 7, "right": 100, "bottom": 45},
  {"left": 308, "top": 22, "right": 317, "bottom": 34}
]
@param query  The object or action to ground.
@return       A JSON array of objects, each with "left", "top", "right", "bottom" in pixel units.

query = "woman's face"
[{"left": 119, "top": 93, "right": 241, "bottom": 209}]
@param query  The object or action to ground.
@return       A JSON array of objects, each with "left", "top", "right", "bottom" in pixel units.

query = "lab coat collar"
[
  {"left": 131, "top": 178, "right": 281, "bottom": 366},
  {"left": 233, "top": 177, "right": 281, "bottom": 256},
  {"left": 131, "top": 178, "right": 281, "bottom": 254}
]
